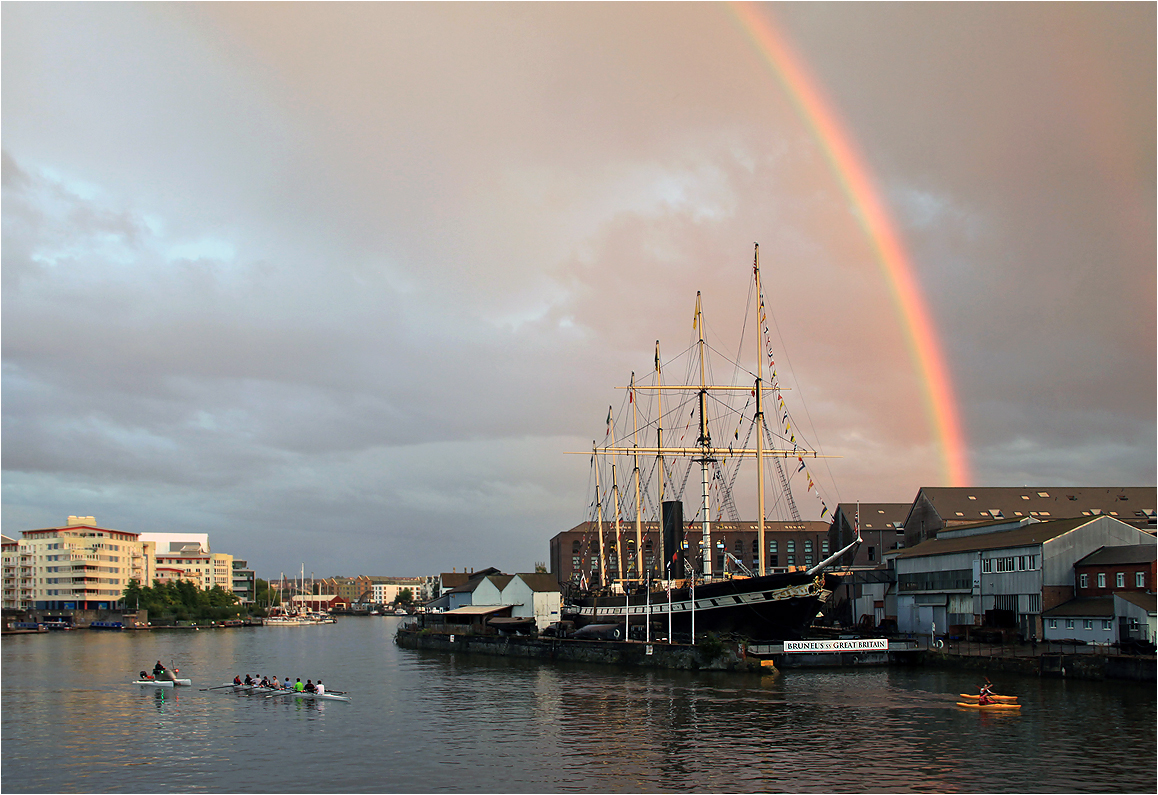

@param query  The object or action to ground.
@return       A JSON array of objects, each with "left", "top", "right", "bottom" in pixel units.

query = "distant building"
[
  {"left": 901, "top": 486, "right": 1155, "bottom": 548},
  {"left": 549, "top": 519, "right": 832, "bottom": 587},
  {"left": 232, "top": 560, "right": 256, "bottom": 603},
  {"left": 828, "top": 503, "right": 910, "bottom": 567},
  {"left": 3, "top": 517, "right": 152, "bottom": 610},
  {"left": 886, "top": 514, "right": 1154, "bottom": 640}
]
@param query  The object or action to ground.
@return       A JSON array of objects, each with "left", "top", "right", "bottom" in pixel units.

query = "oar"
[
  {"left": 326, "top": 690, "right": 348, "bottom": 695},
  {"left": 200, "top": 683, "right": 236, "bottom": 691},
  {"left": 265, "top": 690, "right": 295, "bottom": 699}
]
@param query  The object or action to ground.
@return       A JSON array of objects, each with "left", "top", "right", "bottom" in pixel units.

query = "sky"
[{"left": 3, "top": 3, "right": 1154, "bottom": 580}]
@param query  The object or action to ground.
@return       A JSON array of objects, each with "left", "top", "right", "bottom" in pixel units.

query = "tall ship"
[{"left": 562, "top": 244, "right": 859, "bottom": 643}]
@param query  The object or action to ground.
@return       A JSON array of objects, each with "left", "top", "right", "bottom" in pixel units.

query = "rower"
[
  {"left": 305, "top": 680, "right": 316, "bottom": 693},
  {"left": 284, "top": 676, "right": 292, "bottom": 690},
  {"left": 260, "top": 676, "right": 270, "bottom": 688},
  {"left": 244, "top": 674, "right": 254, "bottom": 685},
  {"left": 294, "top": 678, "right": 304, "bottom": 692},
  {"left": 315, "top": 680, "right": 325, "bottom": 696},
  {"left": 270, "top": 676, "right": 280, "bottom": 689},
  {"left": 233, "top": 675, "right": 242, "bottom": 685}
]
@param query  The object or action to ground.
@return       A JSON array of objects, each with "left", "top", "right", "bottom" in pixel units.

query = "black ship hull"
[{"left": 564, "top": 571, "right": 834, "bottom": 642}]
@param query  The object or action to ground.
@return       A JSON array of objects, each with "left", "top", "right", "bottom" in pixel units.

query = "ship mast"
[
  {"left": 754, "top": 244, "right": 768, "bottom": 577},
  {"left": 610, "top": 408, "right": 624, "bottom": 581},
  {"left": 631, "top": 372, "right": 644, "bottom": 579},
  {"left": 593, "top": 441, "right": 606, "bottom": 587},
  {"left": 655, "top": 341, "right": 665, "bottom": 574},
  {"left": 694, "top": 292, "right": 714, "bottom": 580}
]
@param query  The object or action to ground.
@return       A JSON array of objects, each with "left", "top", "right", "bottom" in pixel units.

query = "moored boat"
[
  {"left": 564, "top": 245, "right": 855, "bottom": 643},
  {"left": 135, "top": 678, "right": 192, "bottom": 687}
]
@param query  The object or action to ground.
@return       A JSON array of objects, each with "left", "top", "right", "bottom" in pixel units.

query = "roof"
[
  {"left": 1115, "top": 591, "right": 1157, "bottom": 614},
  {"left": 443, "top": 605, "right": 511, "bottom": 616},
  {"left": 1076, "top": 545, "right": 1157, "bottom": 567},
  {"left": 515, "top": 573, "right": 561, "bottom": 593},
  {"left": 1043, "top": 597, "right": 1116, "bottom": 618},
  {"left": 485, "top": 575, "right": 515, "bottom": 591},
  {"left": 440, "top": 573, "right": 470, "bottom": 589},
  {"left": 893, "top": 516, "right": 1094, "bottom": 559},
  {"left": 910, "top": 486, "right": 1155, "bottom": 527},
  {"left": 834, "top": 503, "right": 910, "bottom": 530}
]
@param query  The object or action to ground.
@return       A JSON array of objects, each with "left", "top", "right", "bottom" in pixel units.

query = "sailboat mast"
[
  {"left": 593, "top": 441, "right": 606, "bottom": 587},
  {"left": 631, "top": 372, "right": 643, "bottom": 579},
  {"left": 754, "top": 243, "right": 767, "bottom": 577},
  {"left": 694, "top": 292, "right": 713, "bottom": 580}
]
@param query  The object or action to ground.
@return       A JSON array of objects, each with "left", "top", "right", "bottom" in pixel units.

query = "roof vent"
[
  {"left": 1067, "top": 495, "right": 1077, "bottom": 501},
  {"left": 988, "top": 509, "right": 1004, "bottom": 519}
]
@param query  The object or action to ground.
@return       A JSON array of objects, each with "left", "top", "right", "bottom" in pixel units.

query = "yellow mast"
[
  {"left": 631, "top": 371, "right": 644, "bottom": 579},
  {"left": 754, "top": 243, "right": 767, "bottom": 577},
  {"left": 593, "top": 440, "right": 606, "bottom": 587}
]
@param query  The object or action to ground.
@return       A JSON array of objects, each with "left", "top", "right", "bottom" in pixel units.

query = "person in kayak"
[
  {"left": 978, "top": 682, "right": 994, "bottom": 706},
  {"left": 294, "top": 678, "right": 304, "bottom": 692}
]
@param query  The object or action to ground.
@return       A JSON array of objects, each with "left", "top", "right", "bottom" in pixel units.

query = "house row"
[{"left": 425, "top": 568, "right": 561, "bottom": 631}]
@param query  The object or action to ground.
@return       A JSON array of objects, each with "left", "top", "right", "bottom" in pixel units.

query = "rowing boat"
[
  {"left": 135, "top": 678, "right": 192, "bottom": 687},
  {"left": 265, "top": 689, "right": 351, "bottom": 702},
  {"left": 959, "top": 693, "right": 1018, "bottom": 703},
  {"left": 956, "top": 701, "right": 1021, "bottom": 711}
]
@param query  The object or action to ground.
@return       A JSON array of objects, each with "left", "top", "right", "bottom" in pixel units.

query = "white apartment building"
[
  {"left": 2, "top": 517, "right": 152, "bottom": 611},
  {"left": 140, "top": 532, "right": 234, "bottom": 592}
]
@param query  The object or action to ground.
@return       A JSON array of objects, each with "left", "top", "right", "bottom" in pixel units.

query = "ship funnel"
[{"left": 662, "top": 500, "right": 684, "bottom": 578}]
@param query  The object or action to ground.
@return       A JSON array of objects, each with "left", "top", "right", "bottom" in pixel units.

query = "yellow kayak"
[
  {"left": 956, "top": 701, "right": 1021, "bottom": 711},
  {"left": 959, "top": 693, "right": 1018, "bottom": 703}
]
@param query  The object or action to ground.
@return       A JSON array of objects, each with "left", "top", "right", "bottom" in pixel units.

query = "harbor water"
[{"left": 2, "top": 617, "right": 1154, "bottom": 793}]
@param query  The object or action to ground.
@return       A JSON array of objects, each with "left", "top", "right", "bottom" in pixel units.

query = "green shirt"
[{"left": 294, "top": 681, "right": 304, "bottom": 691}]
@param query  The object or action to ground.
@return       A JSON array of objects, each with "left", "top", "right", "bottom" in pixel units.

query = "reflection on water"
[{"left": 2, "top": 619, "right": 1154, "bottom": 793}]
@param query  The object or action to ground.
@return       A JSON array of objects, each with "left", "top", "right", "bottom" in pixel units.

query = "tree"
[{"left": 396, "top": 588, "right": 413, "bottom": 605}]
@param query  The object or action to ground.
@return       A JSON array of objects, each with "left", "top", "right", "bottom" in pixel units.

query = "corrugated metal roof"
[
  {"left": 893, "top": 516, "right": 1094, "bottom": 558},
  {"left": 443, "top": 605, "right": 510, "bottom": 615}
]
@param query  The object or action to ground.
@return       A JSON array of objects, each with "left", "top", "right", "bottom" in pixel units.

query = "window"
[
  {"left": 786, "top": 541, "right": 795, "bottom": 554},
  {"left": 804, "top": 540, "right": 813, "bottom": 554},
  {"left": 1065, "top": 619, "right": 1074, "bottom": 630},
  {"left": 1102, "top": 619, "right": 1113, "bottom": 630},
  {"left": 981, "top": 558, "right": 992, "bottom": 573},
  {"left": 1137, "top": 572, "right": 1146, "bottom": 588},
  {"left": 804, "top": 556, "right": 813, "bottom": 565},
  {"left": 867, "top": 546, "right": 875, "bottom": 562},
  {"left": 787, "top": 555, "right": 795, "bottom": 566},
  {"left": 1048, "top": 619, "right": 1057, "bottom": 629},
  {"left": 1079, "top": 574, "right": 1088, "bottom": 589},
  {"left": 822, "top": 540, "right": 829, "bottom": 555},
  {"left": 1084, "top": 620, "right": 1093, "bottom": 630},
  {"left": 769, "top": 555, "right": 778, "bottom": 567},
  {"left": 1116, "top": 572, "right": 1125, "bottom": 588},
  {"left": 1097, "top": 573, "right": 1106, "bottom": 588},
  {"left": 769, "top": 540, "right": 777, "bottom": 554}
]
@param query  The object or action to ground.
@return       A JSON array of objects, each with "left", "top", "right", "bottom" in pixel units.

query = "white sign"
[{"left": 783, "top": 639, "right": 889, "bottom": 653}]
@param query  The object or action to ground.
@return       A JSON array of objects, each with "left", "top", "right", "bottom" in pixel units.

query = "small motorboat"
[
  {"left": 956, "top": 701, "right": 1021, "bottom": 711},
  {"left": 137, "top": 670, "right": 191, "bottom": 687},
  {"left": 959, "top": 693, "right": 1018, "bottom": 703}
]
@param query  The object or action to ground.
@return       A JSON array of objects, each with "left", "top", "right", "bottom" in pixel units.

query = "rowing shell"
[
  {"left": 266, "top": 689, "right": 351, "bottom": 702},
  {"left": 956, "top": 701, "right": 1021, "bottom": 711},
  {"left": 135, "top": 678, "right": 192, "bottom": 687},
  {"left": 959, "top": 693, "right": 1018, "bottom": 703}
]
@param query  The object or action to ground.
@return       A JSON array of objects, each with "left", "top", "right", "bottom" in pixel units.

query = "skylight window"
[
  {"left": 988, "top": 509, "right": 1004, "bottom": 518},
  {"left": 968, "top": 495, "right": 977, "bottom": 500},
  {"left": 956, "top": 512, "right": 964, "bottom": 516},
  {"left": 1021, "top": 495, "right": 1030, "bottom": 500},
  {"left": 1038, "top": 492, "right": 1050, "bottom": 497}
]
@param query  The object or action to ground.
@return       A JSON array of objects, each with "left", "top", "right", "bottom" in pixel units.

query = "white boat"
[
  {"left": 265, "top": 689, "right": 351, "bottom": 702},
  {"left": 135, "top": 678, "right": 191, "bottom": 687}
]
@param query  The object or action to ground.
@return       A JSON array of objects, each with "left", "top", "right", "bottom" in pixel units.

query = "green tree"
[{"left": 396, "top": 588, "right": 413, "bottom": 605}]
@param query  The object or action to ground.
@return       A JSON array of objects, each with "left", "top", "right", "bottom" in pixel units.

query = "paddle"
[
  {"left": 326, "top": 690, "right": 347, "bottom": 695},
  {"left": 200, "top": 684, "right": 236, "bottom": 691}
]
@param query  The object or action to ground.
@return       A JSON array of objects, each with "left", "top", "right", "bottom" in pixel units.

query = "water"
[{"left": 2, "top": 617, "right": 1154, "bottom": 793}]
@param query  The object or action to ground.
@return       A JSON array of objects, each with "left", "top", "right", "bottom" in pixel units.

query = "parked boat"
[{"left": 563, "top": 245, "right": 857, "bottom": 643}]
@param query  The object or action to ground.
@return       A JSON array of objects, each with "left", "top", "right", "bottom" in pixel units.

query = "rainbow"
[{"left": 727, "top": 2, "right": 971, "bottom": 487}]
